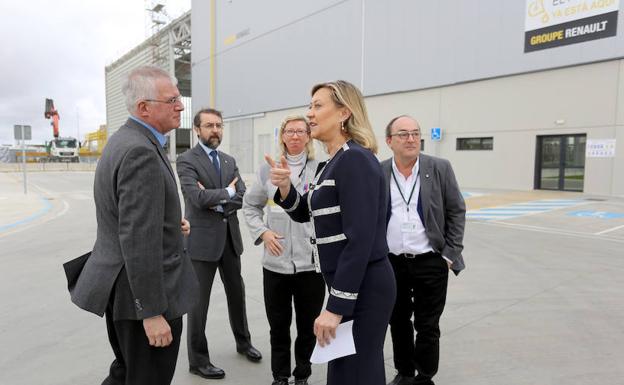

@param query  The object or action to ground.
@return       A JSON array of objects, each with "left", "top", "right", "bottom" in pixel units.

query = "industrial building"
[
  {"left": 189, "top": 0, "right": 623, "bottom": 196},
  {"left": 104, "top": 8, "right": 192, "bottom": 160}
]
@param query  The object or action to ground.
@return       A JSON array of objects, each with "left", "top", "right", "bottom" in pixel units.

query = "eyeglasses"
[
  {"left": 144, "top": 95, "right": 183, "bottom": 105},
  {"left": 200, "top": 123, "right": 223, "bottom": 130},
  {"left": 390, "top": 131, "right": 421, "bottom": 140},
  {"left": 283, "top": 129, "right": 308, "bottom": 137}
]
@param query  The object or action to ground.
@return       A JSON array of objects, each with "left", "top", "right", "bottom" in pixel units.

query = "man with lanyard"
[{"left": 381, "top": 115, "right": 466, "bottom": 385}]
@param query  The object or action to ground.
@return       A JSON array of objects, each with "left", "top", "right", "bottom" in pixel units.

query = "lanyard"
[
  {"left": 391, "top": 167, "right": 418, "bottom": 213},
  {"left": 297, "top": 158, "right": 308, "bottom": 179}
]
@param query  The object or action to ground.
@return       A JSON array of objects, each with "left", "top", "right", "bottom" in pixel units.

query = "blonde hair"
[
  {"left": 278, "top": 115, "right": 315, "bottom": 160},
  {"left": 311, "top": 80, "right": 378, "bottom": 154}
]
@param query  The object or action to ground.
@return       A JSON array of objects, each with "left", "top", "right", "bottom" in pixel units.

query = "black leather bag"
[{"left": 62, "top": 251, "right": 91, "bottom": 291}]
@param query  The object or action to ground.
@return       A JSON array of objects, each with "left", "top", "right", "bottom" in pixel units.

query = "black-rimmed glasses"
[
  {"left": 390, "top": 131, "right": 420, "bottom": 140},
  {"left": 144, "top": 95, "right": 183, "bottom": 105},
  {"left": 200, "top": 123, "right": 223, "bottom": 130},
  {"left": 283, "top": 129, "right": 308, "bottom": 137}
]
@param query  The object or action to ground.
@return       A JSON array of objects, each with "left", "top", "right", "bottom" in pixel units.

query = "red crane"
[{"left": 44, "top": 98, "right": 60, "bottom": 138}]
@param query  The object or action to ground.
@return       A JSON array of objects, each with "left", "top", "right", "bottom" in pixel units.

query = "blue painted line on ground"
[
  {"left": 510, "top": 203, "right": 579, "bottom": 207},
  {"left": 479, "top": 207, "right": 550, "bottom": 211},
  {"left": 567, "top": 210, "right": 624, "bottom": 219},
  {"left": 467, "top": 199, "right": 584, "bottom": 221},
  {"left": 505, "top": 206, "right": 571, "bottom": 210},
  {"left": 462, "top": 191, "right": 477, "bottom": 198},
  {"left": 0, "top": 197, "right": 53, "bottom": 232}
]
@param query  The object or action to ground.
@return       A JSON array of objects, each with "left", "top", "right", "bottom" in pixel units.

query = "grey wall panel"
[
  {"left": 216, "top": 1, "right": 362, "bottom": 118},
  {"left": 192, "top": 60, "right": 211, "bottom": 113},
  {"left": 192, "top": 0, "right": 348, "bottom": 66},
  {"left": 193, "top": 0, "right": 624, "bottom": 118},
  {"left": 192, "top": 0, "right": 362, "bottom": 118},
  {"left": 364, "top": 0, "right": 624, "bottom": 96},
  {"left": 214, "top": 0, "right": 347, "bottom": 55},
  {"left": 362, "top": 0, "right": 456, "bottom": 94},
  {"left": 191, "top": 0, "right": 211, "bottom": 115}
]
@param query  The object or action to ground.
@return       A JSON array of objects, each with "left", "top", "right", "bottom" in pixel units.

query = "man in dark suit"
[
  {"left": 68, "top": 66, "right": 199, "bottom": 385},
  {"left": 383, "top": 116, "right": 466, "bottom": 385},
  {"left": 177, "top": 108, "right": 262, "bottom": 380}
]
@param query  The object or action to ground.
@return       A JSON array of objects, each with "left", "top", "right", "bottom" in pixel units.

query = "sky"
[{"left": 0, "top": 0, "right": 190, "bottom": 146}]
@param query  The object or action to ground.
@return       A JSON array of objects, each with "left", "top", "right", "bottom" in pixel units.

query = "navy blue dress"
[{"left": 275, "top": 140, "right": 396, "bottom": 385}]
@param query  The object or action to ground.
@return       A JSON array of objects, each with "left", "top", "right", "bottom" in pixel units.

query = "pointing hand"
[{"left": 265, "top": 154, "right": 291, "bottom": 190}]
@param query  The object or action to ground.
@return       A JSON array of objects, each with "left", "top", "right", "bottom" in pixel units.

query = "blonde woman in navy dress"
[{"left": 266, "top": 80, "right": 397, "bottom": 385}]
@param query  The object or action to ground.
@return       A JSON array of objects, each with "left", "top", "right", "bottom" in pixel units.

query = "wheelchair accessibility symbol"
[
  {"left": 431, "top": 127, "right": 441, "bottom": 141},
  {"left": 567, "top": 210, "right": 624, "bottom": 219}
]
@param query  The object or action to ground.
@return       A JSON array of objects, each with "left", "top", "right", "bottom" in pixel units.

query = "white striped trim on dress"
[
  {"left": 315, "top": 233, "right": 347, "bottom": 244},
  {"left": 311, "top": 205, "right": 341, "bottom": 217},
  {"left": 330, "top": 287, "right": 358, "bottom": 300},
  {"left": 283, "top": 192, "right": 300, "bottom": 212},
  {"left": 311, "top": 179, "right": 335, "bottom": 190}
]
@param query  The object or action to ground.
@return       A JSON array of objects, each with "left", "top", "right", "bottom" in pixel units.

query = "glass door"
[{"left": 535, "top": 134, "right": 586, "bottom": 191}]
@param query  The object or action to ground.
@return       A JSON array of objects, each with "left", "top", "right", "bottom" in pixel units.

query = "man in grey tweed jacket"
[{"left": 68, "top": 66, "right": 198, "bottom": 385}]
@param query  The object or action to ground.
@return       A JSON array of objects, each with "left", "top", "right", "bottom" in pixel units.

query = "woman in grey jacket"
[{"left": 242, "top": 115, "right": 325, "bottom": 385}]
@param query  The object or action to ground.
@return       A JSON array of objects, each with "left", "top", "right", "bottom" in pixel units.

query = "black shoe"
[
  {"left": 414, "top": 374, "right": 434, "bottom": 385},
  {"left": 189, "top": 363, "right": 226, "bottom": 379},
  {"left": 294, "top": 378, "right": 309, "bottom": 385},
  {"left": 388, "top": 374, "right": 416, "bottom": 385},
  {"left": 237, "top": 345, "right": 262, "bottom": 362},
  {"left": 271, "top": 378, "right": 289, "bottom": 385}
]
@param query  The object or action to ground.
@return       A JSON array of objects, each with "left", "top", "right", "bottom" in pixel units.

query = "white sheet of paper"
[{"left": 309, "top": 320, "right": 356, "bottom": 364}]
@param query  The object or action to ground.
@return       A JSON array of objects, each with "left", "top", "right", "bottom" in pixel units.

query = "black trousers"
[
  {"left": 102, "top": 302, "right": 182, "bottom": 385},
  {"left": 187, "top": 232, "right": 252, "bottom": 367},
  {"left": 389, "top": 252, "right": 449, "bottom": 385},
  {"left": 263, "top": 268, "right": 325, "bottom": 380},
  {"left": 325, "top": 258, "right": 396, "bottom": 385}
]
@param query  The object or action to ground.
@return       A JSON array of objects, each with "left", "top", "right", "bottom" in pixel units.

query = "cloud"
[{"left": 0, "top": 0, "right": 189, "bottom": 145}]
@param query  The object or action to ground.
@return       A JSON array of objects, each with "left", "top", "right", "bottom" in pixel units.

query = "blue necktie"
[{"left": 209, "top": 151, "right": 221, "bottom": 182}]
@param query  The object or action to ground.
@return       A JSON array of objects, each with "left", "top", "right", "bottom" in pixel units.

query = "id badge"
[
  {"left": 267, "top": 200, "right": 285, "bottom": 214},
  {"left": 400, "top": 222, "right": 418, "bottom": 233}
]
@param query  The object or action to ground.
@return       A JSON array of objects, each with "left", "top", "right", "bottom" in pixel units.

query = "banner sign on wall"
[
  {"left": 525, "top": 0, "right": 619, "bottom": 52},
  {"left": 586, "top": 139, "right": 616, "bottom": 158}
]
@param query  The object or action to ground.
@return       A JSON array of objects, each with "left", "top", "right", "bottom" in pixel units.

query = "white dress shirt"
[{"left": 386, "top": 157, "right": 434, "bottom": 256}]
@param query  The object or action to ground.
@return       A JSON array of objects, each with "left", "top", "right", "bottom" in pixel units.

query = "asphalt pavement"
[{"left": 1, "top": 171, "right": 623, "bottom": 385}]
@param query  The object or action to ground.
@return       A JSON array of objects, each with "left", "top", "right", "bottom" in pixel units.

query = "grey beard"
[{"left": 199, "top": 136, "right": 221, "bottom": 149}]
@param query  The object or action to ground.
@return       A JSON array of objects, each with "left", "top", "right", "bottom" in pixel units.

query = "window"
[
  {"left": 228, "top": 118, "right": 254, "bottom": 173},
  {"left": 456, "top": 137, "right": 493, "bottom": 151}
]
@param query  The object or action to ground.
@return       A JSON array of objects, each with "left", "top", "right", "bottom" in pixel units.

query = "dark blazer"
[
  {"left": 275, "top": 140, "right": 389, "bottom": 316},
  {"left": 176, "top": 144, "right": 245, "bottom": 261},
  {"left": 381, "top": 153, "right": 466, "bottom": 275},
  {"left": 69, "top": 118, "right": 199, "bottom": 320}
]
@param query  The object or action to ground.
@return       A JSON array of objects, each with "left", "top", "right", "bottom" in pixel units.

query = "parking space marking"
[
  {"left": 0, "top": 199, "right": 69, "bottom": 238},
  {"left": 595, "top": 224, "right": 624, "bottom": 236},
  {"left": 0, "top": 197, "right": 53, "bottom": 233},
  {"left": 467, "top": 199, "right": 586, "bottom": 221},
  {"left": 568, "top": 210, "right": 624, "bottom": 219},
  {"left": 462, "top": 191, "right": 487, "bottom": 199},
  {"left": 473, "top": 221, "right": 624, "bottom": 244}
]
